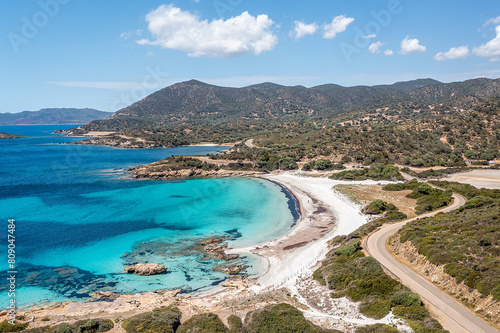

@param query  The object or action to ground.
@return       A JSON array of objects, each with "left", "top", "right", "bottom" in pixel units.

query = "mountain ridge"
[
  {"left": 74, "top": 77, "right": 499, "bottom": 132},
  {"left": 0, "top": 108, "right": 112, "bottom": 125}
]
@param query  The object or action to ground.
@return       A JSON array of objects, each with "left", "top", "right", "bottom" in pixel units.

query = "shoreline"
[
  {"left": 7, "top": 172, "right": 382, "bottom": 329},
  {"left": 259, "top": 175, "right": 303, "bottom": 222},
  {"left": 228, "top": 173, "right": 373, "bottom": 291}
]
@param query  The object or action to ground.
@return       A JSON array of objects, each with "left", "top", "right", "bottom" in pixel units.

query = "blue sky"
[{"left": 1, "top": 0, "right": 500, "bottom": 113}]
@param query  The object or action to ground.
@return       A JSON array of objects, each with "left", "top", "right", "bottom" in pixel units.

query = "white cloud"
[
  {"left": 323, "top": 15, "right": 354, "bottom": 39},
  {"left": 434, "top": 45, "right": 469, "bottom": 61},
  {"left": 137, "top": 5, "right": 277, "bottom": 58},
  {"left": 291, "top": 20, "right": 318, "bottom": 40},
  {"left": 399, "top": 36, "right": 426, "bottom": 55},
  {"left": 120, "top": 29, "right": 143, "bottom": 40},
  {"left": 363, "top": 34, "right": 376, "bottom": 39},
  {"left": 384, "top": 49, "right": 394, "bottom": 56},
  {"left": 368, "top": 41, "right": 385, "bottom": 54},
  {"left": 484, "top": 16, "right": 500, "bottom": 27},
  {"left": 473, "top": 25, "right": 500, "bottom": 60}
]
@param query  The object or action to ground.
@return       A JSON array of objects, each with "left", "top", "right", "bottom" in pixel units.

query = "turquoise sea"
[{"left": 0, "top": 125, "right": 297, "bottom": 309}]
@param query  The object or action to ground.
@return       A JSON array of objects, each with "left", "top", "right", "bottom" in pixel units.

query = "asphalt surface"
[{"left": 365, "top": 181, "right": 499, "bottom": 333}]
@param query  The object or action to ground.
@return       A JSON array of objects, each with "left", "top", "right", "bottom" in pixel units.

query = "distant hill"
[
  {"left": 75, "top": 78, "right": 500, "bottom": 132},
  {"left": 0, "top": 132, "right": 28, "bottom": 139},
  {"left": 0, "top": 108, "right": 112, "bottom": 125},
  {"left": 378, "top": 78, "right": 442, "bottom": 92}
]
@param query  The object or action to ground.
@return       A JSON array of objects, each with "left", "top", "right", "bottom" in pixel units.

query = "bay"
[{"left": 0, "top": 125, "right": 296, "bottom": 308}]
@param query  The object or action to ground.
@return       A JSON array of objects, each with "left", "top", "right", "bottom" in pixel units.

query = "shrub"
[
  {"left": 177, "top": 313, "right": 228, "bottom": 333},
  {"left": 359, "top": 299, "right": 391, "bottom": 319},
  {"left": 391, "top": 291, "right": 421, "bottom": 307},
  {"left": 0, "top": 321, "right": 29, "bottom": 332},
  {"left": 392, "top": 304, "right": 428, "bottom": 321},
  {"left": 121, "top": 306, "right": 181, "bottom": 333},
  {"left": 23, "top": 319, "right": 114, "bottom": 333},
  {"left": 314, "top": 159, "right": 333, "bottom": 170},
  {"left": 355, "top": 324, "right": 399, "bottom": 333},
  {"left": 398, "top": 199, "right": 500, "bottom": 301},
  {"left": 314, "top": 229, "right": 446, "bottom": 332},
  {"left": 464, "top": 196, "right": 492, "bottom": 209},
  {"left": 334, "top": 240, "right": 361, "bottom": 257},
  {"left": 242, "top": 303, "right": 340, "bottom": 333},
  {"left": 331, "top": 164, "right": 403, "bottom": 181},
  {"left": 227, "top": 315, "right": 242, "bottom": 333},
  {"left": 379, "top": 211, "right": 407, "bottom": 222},
  {"left": 363, "top": 200, "right": 387, "bottom": 215}
]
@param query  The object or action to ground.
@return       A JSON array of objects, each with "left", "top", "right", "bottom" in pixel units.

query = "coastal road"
[
  {"left": 245, "top": 138, "right": 256, "bottom": 148},
  {"left": 366, "top": 190, "right": 499, "bottom": 333}
]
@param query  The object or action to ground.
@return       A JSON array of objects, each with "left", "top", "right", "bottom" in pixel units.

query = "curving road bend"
[
  {"left": 366, "top": 189, "right": 499, "bottom": 332},
  {"left": 245, "top": 138, "right": 257, "bottom": 148}
]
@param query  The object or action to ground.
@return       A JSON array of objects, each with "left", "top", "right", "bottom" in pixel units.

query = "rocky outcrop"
[
  {"left": 213, "top": 264, "right": 248, "bottom": 275},
  {"left": 124, "top": 263, "right": 167, "bottom": 276},
  {"left": 71, "top": 136, "right": 161, "bottom": 149},
  {"left": 129, "top": 167, "right": 262, "bottom": 180},
  {"left": 390, "top": 234, "right": 500, "bottom": 325},
  {"left": 197, "top": 237, "right": 239, "bottom": 261},
  {"left": 221, "top": 275, "right": 249, "bottom": 289},
  {"left": 89, "top": 291, "right": 120, "bottom": 301}
]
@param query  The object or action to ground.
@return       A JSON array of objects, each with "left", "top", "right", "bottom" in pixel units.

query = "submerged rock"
[
  {"left": 89, "top": 291, "right": 120, "bottom": 301},
  {"left": 212, "top": 264, "right": 248, "bottom": 275},
  {"left": 197, "top": 237, "right": 240, "bottom": 261},
  {"left": 124, "top": 263, "right": 167, "bottom": 276}
]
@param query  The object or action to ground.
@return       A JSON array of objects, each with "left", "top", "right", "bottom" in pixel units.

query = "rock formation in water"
[{"left": 124, "top": 263, "right": 167, "bottom": 276}]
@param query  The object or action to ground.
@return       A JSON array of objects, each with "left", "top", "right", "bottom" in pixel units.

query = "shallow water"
[{"left": 0, "top": 125, "right": 296, "bottom": 308}]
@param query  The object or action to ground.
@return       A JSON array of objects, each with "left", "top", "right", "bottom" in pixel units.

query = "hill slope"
[
  {"left": 0, "top": 108, "right": 112, "bottom": 125},
  {"left": 75, "top": 78, "right": 500, "bottom": 131}
]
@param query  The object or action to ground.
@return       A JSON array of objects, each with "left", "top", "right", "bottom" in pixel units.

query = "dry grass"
[{"left": 335, "top": 184, "right": 417, "bottom": 218}]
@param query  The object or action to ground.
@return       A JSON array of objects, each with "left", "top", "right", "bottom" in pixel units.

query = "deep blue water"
[{"left": 0, "top": 126, "right": 296, "bottom": 308}]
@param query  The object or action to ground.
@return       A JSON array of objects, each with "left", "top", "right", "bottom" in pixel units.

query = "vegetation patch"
[
  {"left": 314, "top": 238, "right": 445, "bottom": 332},
  {"left": 177, "top": 313, "right": 228, "bottom": 333},
  {"left": 210, "top": 148, "right": 299, "bottom": 171},
  {"left": 242, "top": 303, "right": 340, "bottom": 333},
  {"left": 401, "top": 166, "right": 472, "bottom": 179},
  {"left": 330, "top": 164, "right": 403, "bottom": 181},
  {"left": 121, "top": 306, "right": 181, "bottom": 333},
  {"left": 363, "top": 199, "right": 393, "bottom": 215},
  {"left": 382, "top": 179, "right": 452, "bottom": 214},
  {"left": 0, "top": 321, "right": 29, "bottom": 333},
  {"left": 145, "top": 156, "right": 220, "bottom": 173},
  {"left": 24, "top": 319, "right": 113, "bottom": 333},
  {"left": 227, "top": 314, "right": 243, "bottom": 333},
  {"left": 354, "top": 324, "right": 399, "bottom": 333},
  {"left": 398, "top": 196, "right": 500, "bottom": 301},
  {"left": 428, "top": 180, "right": 500, "bottom": 200},
  {"left": 302, "top": 159, "right": 344, "bottom": 171}
]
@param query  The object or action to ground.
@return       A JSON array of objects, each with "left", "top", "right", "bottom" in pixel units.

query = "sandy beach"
[
  {"left": 9, "top": 172, "right": 408, "bottom": 332},
  {"left": 440, "top": 169, "right": 500, "bottom": 189},
  {"left": 228, "top": 173, "right": 373, "bottom": 291}
]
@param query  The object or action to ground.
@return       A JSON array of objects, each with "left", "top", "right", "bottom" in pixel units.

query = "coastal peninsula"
[{"left": 0, "top": 132, "right": 28, "bottom": 139}]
